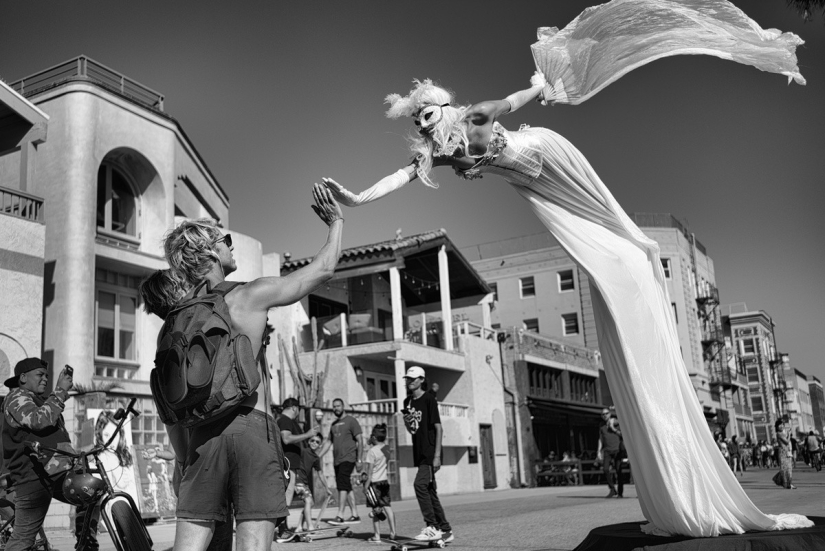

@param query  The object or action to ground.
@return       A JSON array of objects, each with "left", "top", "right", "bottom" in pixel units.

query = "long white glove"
[
  {"left": 504, "top": 71, "right": 548, "bottom": 112},
  {"left": 322, "top": 169, "right": 410, "bottom": 207}
]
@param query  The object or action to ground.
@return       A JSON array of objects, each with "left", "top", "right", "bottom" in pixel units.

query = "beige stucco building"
[
  {"left": 279, "top": 230, "right": 512, "bottom": 497},
  {"left": 0, "top": 81, "right": 49, "bottom": 383},
  {"left": 1, "top": 56, "right": 283, "bottom": 444}
]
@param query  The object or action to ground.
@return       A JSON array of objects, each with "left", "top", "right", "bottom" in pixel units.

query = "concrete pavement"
[{"left": 43, "top": 463, "right": 825, "bottom": 550}]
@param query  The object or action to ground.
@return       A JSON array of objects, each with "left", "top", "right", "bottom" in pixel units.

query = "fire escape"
[{"left": 697, "top": 282, "right": 731, "bottom": 429}]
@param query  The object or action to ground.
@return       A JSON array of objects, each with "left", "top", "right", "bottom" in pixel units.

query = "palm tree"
[{"left": 787, "top": 0, "right": 825, "bottom": 22}]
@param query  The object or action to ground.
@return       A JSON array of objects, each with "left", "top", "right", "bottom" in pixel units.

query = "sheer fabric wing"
[{"left": 531, "top": 0, "right": 805, "bottom": 105}]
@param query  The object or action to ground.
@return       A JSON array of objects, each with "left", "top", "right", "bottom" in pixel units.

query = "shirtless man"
[{"left": 162, "top": 184, "right": 343, "bottom": 551}]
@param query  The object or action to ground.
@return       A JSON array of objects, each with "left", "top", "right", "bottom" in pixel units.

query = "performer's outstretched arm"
[
  {"left": 323, "top": 164, "right": 417, "bottom": 207},
  {"left": 468, "top": 71, "right": 548, "bottom": 126}
]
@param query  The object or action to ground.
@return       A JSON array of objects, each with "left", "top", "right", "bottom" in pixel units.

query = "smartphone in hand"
[{"left": 64, "top": 365, "right": 73, "bottom": 376}]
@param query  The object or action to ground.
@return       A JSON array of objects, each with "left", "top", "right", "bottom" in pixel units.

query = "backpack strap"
[{"left": 212, "top": 281, "right": 245, "bottom": 296}]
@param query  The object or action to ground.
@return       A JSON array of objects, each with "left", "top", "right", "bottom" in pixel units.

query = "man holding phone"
[{"left": 2, "top": 358, "right": 99, "bottom": 551}]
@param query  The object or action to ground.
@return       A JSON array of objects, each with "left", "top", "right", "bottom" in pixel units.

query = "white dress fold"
[
  {"left": 530, "top": 0, "right": 805, "bottom": 105},
  {"left": 458, "top": 122, "right": 812, "bottom": 536}
]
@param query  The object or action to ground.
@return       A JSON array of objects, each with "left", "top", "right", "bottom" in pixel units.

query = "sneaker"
[
  {"left": 442, "top": 530, "right": 454, "bottom": 543},
  {"left": 345, "top": 516, "right": 361, "bottom": 524},
  {"left": 415, "top": 526, "right": 443, "bottom": 541},
  {"left": 367, "top": 536, "right": 383, "bottom": 544},
  {"left": 275, "top": 530, "right": 295, "bottom": 543},
  {"left": 329, "top": 516, "right": 345, "bottom": 525}
]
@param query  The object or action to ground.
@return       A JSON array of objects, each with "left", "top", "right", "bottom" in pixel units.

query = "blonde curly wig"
[{"left": 385, "top": 79, "right": 469, "bottom": 189}]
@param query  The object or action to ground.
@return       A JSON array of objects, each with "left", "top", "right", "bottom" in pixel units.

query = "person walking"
[
  {"left": 402, "top": 366, "right": 453, "bottom": 543},
  {"left": 773, "top": 420, "right": 796, "bottom": 490},
  {"left": 596, "top": 408, "right": 624, "bottom": 498},
  {"left": 328, "top": 398, "right": 363, "bottom": 524},
  {"left": 729, "top": 435, "right": 743, "bottom": 477}
]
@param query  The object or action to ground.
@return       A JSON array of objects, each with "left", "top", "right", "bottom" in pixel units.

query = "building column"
[
  {"left": 394, "top": 358, "right": 407, "bottom": 413},
  {"left": 438, "top": 245, "right": 453, "bottom": 351},
  {"left": 390, "top": 267, "right": 403, "bottom": 342}
]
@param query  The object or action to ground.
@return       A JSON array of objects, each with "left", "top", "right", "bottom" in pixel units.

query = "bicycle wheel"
[{"left": 111, "top": 500, "right": 151, "bottom": 551}]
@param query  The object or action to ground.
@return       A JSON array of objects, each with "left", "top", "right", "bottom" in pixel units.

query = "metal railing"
[
  {"left": 10, "top": 56, "right": 165, "bottom": 112},
  {"left": 350, "top": 399, "right": 397, "bottom": 414},
  {"left": 0, "top": 186, "right": 44, "bottom": 223},
  {"left": 438, "top": 402, "right": 469, "bottom": 418}
]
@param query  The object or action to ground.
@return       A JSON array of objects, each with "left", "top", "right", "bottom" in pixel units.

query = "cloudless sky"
[{"left": 2, "top": 1, "right": 823, "bottom": 381}]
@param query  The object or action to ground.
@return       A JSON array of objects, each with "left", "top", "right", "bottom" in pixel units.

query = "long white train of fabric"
[{"left": 513, "top": 0, "right": 811, "bottom": 537}]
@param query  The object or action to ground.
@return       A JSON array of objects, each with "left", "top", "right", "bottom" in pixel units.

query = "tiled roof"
[{"left": 282, "top": 229, "right": 448, "bottom": 270}]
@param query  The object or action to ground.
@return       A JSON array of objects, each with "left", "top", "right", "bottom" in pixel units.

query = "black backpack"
[{"left": 150, "top": 280, "right": 263, "bottom": 428}]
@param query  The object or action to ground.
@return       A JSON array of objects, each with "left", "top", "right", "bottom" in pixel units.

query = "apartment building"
[
  {"left": 723, "top": 307, "right": 786, "bottom": 442},
  {"left": 809, "top": 377, "right": 825, "bottom": 435},
  {"left": 464, "top": 213, "right": 751, "bottom": 443},
  {"left": 279, "top": 230, "right": 512, "bottom": 497},
  {"left": 785, "top": 364, "right": 814, "bottom": 438},
  {"left": 0, "top": 81, "right": 49, "bottom": 380}
]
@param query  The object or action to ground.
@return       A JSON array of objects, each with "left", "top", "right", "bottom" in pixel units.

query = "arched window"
[{"left": 97, "top": 164, "right": 137, "bottom": 236}]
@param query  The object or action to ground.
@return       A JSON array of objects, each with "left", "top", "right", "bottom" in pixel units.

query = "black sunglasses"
[{"left": 215, "top": 233, "right": 232, "bottom": 248}]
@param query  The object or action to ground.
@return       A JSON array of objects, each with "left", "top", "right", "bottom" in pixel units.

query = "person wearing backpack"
[
  {"left": 159, "top": 184, "right": 344, "bottom": 551},
  {"left": 139, "top": 268, "right": 234, "bottom": 551}
]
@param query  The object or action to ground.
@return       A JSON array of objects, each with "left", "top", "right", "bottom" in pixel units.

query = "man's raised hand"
[{"left": 311, "top": 182, "right": 344, "bottom": 225}]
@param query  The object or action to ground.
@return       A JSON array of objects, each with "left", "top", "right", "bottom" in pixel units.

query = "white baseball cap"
[{"left": 403, "top": 366, "right": 426, "bottom": 379}]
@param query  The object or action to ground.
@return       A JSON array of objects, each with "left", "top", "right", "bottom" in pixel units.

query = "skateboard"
[
  {"left": 290, "top": 526, "right": 353, "bottom": 543},
  {"left": 385, "top": 536, "right": 447, "bottom": 550}
]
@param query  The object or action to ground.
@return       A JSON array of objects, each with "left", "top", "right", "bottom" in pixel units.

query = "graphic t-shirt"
[
  {"left": 405, "top": 391, "right": 441, "bottom": 466},
  {"left": 276, "top": 415, "right": 304, "bottom": 471},
  {"left": 330, "top": 415, "right": 361, "bottom": 466},
  {"left": 365, "top": 443, "right": 391, "bottom": 482}
]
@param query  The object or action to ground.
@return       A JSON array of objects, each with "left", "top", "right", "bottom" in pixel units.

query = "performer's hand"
[
  {"left": 531, "top": 71, "right": 549, "bottom": 105},
  {"left": 311, "top": 183, "right": 344, "bottom": 225},
  {"left": 321, "top": 178, "right": 359, "bottom": 208}
]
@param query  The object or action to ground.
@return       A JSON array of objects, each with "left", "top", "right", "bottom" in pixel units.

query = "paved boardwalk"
[{"left": 44, "top": 464, "right": 825, "bottom": 550}]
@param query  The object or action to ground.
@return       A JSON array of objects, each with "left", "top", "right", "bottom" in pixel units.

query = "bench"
[{"left": 536, "top": 458, "right": 633, "bottom": 486}]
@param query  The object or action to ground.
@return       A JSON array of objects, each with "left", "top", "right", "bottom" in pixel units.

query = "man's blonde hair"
[{"left": 163, "top": 218, "right": 222, "bottom": 286}]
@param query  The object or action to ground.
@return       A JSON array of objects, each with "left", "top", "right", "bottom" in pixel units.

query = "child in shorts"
[
  {"left": 296, "top": 434, "right": 331, "bottom": 531},
  {"left": 364, "top": 424, "right": 396, "bottom": 543}
]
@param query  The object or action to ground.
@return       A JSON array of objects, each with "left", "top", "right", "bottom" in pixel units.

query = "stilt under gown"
[{"left": 457, "top": 122, "right": 812, "bottom": 537}]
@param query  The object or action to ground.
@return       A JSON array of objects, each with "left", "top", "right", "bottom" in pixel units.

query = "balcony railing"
[
  {"left": 439, "top": 402, "right": 469, "bottom": 418},
  {"left": 301, "top": 311, "right": 485, "bottom": 352},
  {"left": 10, "top": 56, "right": 165, "bottom": 112},
  {"left": 348, "top": 399, "right": 469, "bottom": 418},
  {"left": 0, "top": 186, "right": 44, "bottom": 223},
  {"left": 351, "top": 399, "right": 397, "bottom": 414}
]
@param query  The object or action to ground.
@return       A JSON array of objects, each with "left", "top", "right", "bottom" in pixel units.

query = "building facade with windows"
[
  {"left": 463, "top": 213, "right": 752, "bottom": 445},
  {"left": 784, "top": 365, "right": 814, "bottom": 438},
  {"left": 2, "top": 57, "right": 279, "bottom": 447},
  {"left": 280, "top": 230, "right": 513, "bottom": 496},
  {"left": 723, "top": 307, "right": 786, "bottom": 442},
  {"left": 808, "top": 377, "right": 825, "bottom": 435},
  {"left": 0, "top": 81, "right": 49, "bottom": 382}
]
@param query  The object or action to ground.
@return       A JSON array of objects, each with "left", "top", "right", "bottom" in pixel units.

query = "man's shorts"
[
  {"left": 334, "top": 461, "right": 356, "bottom": 492},
  {"left": 177, "top": 408, "right": 289, "bottom": 522},
  {"left": 370, "top": 480, "right": 391, "bottom": 507},
  {"left": 294, "top": 482, "right": 312, "bottom": 498}
]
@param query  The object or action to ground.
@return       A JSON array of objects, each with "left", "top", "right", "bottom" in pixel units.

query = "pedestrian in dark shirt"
[
  {"left": 402, "top": 366, "right": 454, "bottom": 543},
  {"left": 275, "top": 397, "right": 321, "bottom": 542},
  {"left": 597, "top": 408, "right": 624, "bottom": 498}
]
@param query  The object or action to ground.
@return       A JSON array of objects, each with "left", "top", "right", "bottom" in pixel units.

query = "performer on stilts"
[{"left": 322, "top": 0, "right": 813, "bottom": 539}]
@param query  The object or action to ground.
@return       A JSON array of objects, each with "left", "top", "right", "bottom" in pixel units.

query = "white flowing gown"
[{"left": 458, "top": 122, "right": 812, "bottom": 537}]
